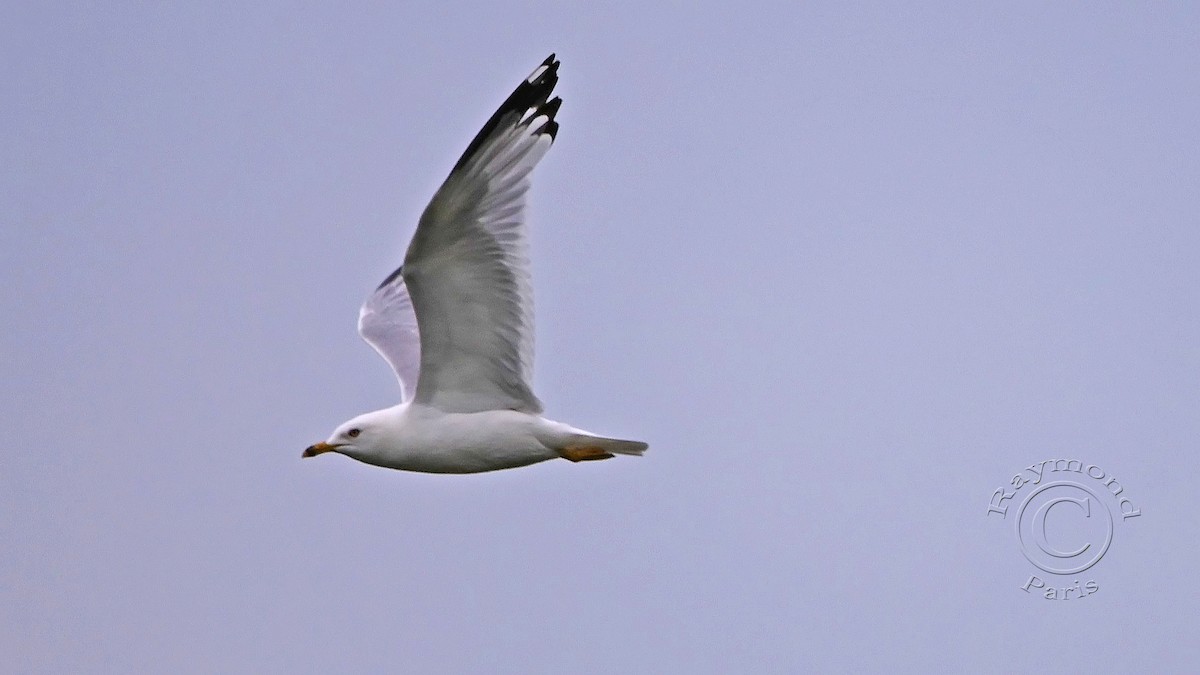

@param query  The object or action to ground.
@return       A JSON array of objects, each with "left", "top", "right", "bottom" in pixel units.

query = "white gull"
[{"left": 303, "top": 55, "right": 647, "bottom": 473}]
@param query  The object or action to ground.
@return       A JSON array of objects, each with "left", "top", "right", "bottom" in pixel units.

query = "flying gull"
[{"left": 303, "top": 55, "right": 648, "bottom": 473}]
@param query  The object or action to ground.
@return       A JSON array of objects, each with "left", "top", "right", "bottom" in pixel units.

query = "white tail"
[
  {"left": 556, "top": 433, "right": 648, "bottom": 462},
  {"left": 572, "top": 434, "right": 648, "bottom": 456}
]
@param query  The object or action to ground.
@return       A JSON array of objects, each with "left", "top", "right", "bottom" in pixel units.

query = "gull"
[{"left": 303, "top": 55, "right": 647, "bottom": 473}]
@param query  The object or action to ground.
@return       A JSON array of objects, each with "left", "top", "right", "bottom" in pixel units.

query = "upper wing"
[
  {"left": 358, "top": 265, "right": 421, "bottom": 402},
  {"left": 400, "top": 55, "right": 562, "bottom": 414}
]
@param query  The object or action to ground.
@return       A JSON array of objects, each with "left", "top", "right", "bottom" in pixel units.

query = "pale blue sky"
[{"left": 3, "top": 2, "right": 1199, "bottom": 672}]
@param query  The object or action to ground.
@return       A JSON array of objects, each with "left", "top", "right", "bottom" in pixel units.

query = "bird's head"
[{"left": 303, "top": 409, "right": 391, "bottom": 462}]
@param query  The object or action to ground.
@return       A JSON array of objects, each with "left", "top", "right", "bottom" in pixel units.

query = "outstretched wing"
[
  {"left": 358, "top": 265, "right": 421, "bottom": 402},
  {"left": 401, "top": 54, "right": 561, "bottom": 414}
]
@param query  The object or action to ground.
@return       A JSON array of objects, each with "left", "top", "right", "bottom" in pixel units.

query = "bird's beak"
[{"left": 302, "top": 442, "right": 338, "bottom": 458}]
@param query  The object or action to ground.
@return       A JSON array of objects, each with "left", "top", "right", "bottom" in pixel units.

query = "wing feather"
[
  {"left": 398, "top": 55, "right": 562, "bottom": 413},
  {"left": 358, "top": 267, "right": 421, "bottom": 402}
]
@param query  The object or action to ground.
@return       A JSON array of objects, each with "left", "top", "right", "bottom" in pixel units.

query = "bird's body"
[
  {"left": 331, "top": 404, "right": 609, "bottom": 474},
  {"left": 303, "top": 55, "right": 647, "bottom": 473}
]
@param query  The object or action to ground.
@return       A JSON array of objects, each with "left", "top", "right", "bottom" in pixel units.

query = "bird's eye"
[{"left": 347, "top": 428, "right": 361, "bottom": 438}]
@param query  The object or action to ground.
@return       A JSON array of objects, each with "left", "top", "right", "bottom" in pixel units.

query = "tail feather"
[{"left": 565, "top": 434, "right": 648, "bottom": 457}]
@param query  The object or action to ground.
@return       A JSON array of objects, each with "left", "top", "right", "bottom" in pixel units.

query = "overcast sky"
[{"left": 3, "top": 2, "right": 1198, "bottom": 672}]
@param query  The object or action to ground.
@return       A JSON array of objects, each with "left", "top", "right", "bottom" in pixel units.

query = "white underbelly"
[{"left": 386, "top": 408, "right": 562, "bottom": 473}]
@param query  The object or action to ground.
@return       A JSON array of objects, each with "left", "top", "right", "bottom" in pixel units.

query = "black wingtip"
[
  {"left": 527, "top": 56, "right": 559, "bottom": 91},
  {"left": 527, "top": 95, "right": 561, "bottom": 142},
  {"left": 450, "top": 56, "right": 564, "bottom": 173},
  {"left": 534, "top": 119, "right": 559, "bottom": 141}
]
